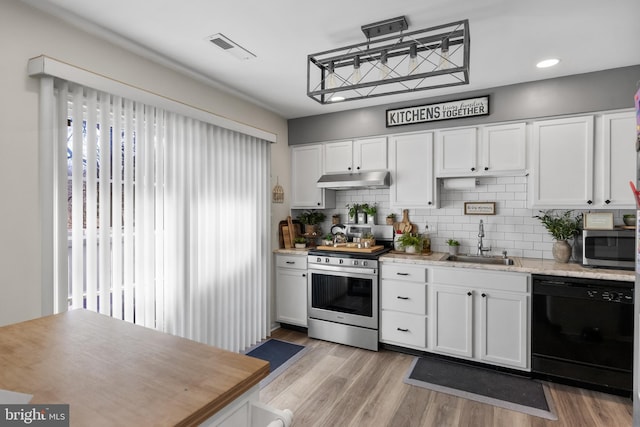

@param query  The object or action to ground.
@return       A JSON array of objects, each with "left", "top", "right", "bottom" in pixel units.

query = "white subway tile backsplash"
[{"left": 298, "top": 177, "right": 629, "bottom": 261}]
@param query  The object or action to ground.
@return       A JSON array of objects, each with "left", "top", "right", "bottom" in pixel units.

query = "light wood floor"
[{"left": 261, "top": 328, "right": 633, "bottom": 427}]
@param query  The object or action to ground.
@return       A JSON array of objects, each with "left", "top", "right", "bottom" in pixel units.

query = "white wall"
[{"left": 0, "top": 1, "right": 290, "bottom": 326}]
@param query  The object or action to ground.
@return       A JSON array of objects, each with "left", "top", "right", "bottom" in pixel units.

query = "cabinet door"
[
  {"left": 482, "top": 123, "right": 526, "bottom": 173},
  {"left": 324, "top": 140, "right": 353, "bottom": 173},
  {"left": 601, "top": 111, "right": 636, "bottom": 208},
  {"left": 436, "top": 128, "right": 477, "bottom": 176},
  {"left": 431, "top": 285, "right": 473, "bottom": 358},
  {"left": 354, "top": 137, "right": 387, "bottom": 171},
  {"left": 291, "top": 145, "right": 335, "bottom": 208},
  {"left": 479, "top": 290, "right": 528, "bottom": 369},
  {"left": 531, "top": 116, "right": 594, "bottom": 208},
  {"left": 389, "top": 132, "right": 436, "bottom": 208},
  {"left": 275, "top": 267, "right": 308, "bottom": 327}
]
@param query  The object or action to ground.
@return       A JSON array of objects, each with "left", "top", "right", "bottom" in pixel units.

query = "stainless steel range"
[{"left": 306, "top": 225, "right": 392, "bottom": 351}]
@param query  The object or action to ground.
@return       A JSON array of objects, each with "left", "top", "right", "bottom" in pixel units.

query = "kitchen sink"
[{"left": 442, "top": 254, "right": 517, "bottom": 266}]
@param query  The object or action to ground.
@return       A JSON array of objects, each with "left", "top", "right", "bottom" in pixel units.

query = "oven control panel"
[{"left": 308, "top": 256, "right": 378, "bottom": 269}]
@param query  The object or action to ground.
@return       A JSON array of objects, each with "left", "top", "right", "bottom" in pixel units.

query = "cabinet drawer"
[
  {"left": 275, "top": 255, "right": 307, "bottom": 270},
  {"left": 381, "top": 281, "right": 427, "bottom": 314},
  {"left": 380, "top": 311, "right": 427, "bottom": 348},
  {"left": 431, "top": 267, "right": 528, "bottom": 293},
  {"left": 381, "top": 264, "right": 427, "bottom": 282}
]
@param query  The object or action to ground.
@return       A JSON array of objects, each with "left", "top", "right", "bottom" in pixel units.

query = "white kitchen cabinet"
[
  {"left": 435, "top": 123, "right": 527, "bottom": 177},
  {"left": 598, "top": 111, "right": 636, "bottom": 208},
  {"left": 531, "top": 115, "right": 595, "bottom": 208},
  {"left": 275, "top": 254, "right": 308, "bottom": 327},
  {"left": 290, "top": 144, "right": 335, "bottom": 209},
  {"left": 429, "top": 267, "right": 530, "bottom": 370},
  {"left": 435, "top": 127, "right": 477, "bottom": 176},
  {"left": 430, "top": 284, "right": 473, "bottom": 358},
  {"left": 380, "top": 263, "right": 429, "bottom": 350},
  {"left": 389, "top": 132, "right": 437, "bottom": 208},
  {"left": 324, "top": 137, "right": 387, "bottom": 173}
]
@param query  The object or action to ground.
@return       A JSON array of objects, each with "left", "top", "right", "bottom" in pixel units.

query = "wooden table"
[{"left": 0, "top": 310, "right": 269, "bottom": 426}]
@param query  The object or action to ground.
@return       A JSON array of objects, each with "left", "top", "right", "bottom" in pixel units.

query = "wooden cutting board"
[
  {"left": 278, "top": 219, "right": 301, "bottom": 248},
  {"left": 315, "top": 245, "right": 385, "bottom": 253},
  {"left": 393, "top": 209, "right": 417, "bottom": 233}
]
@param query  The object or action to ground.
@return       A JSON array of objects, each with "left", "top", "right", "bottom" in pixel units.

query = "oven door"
[{"left": 307, "top": 263, "right": 378, "bottom": 330}]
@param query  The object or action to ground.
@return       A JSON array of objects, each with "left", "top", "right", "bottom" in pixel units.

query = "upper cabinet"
[
  {"left": 598, "top": 111, "right": 636, "bottom": 208},
  {"left": 290, "top": 144, "right": 336, "bottom": 209},
  {"left": 389, "top": 132, "right": 437, "bottom": 208},
  {"left": 324, "top": 137, "right": 387, "bottom": 174},
  {"left": 435, "top": 123, "right": 526, "bottom": 177},
  {"left": 531, "top": 116, "right": 594, "bottom": 208},
  {"left": 531, "top": 111, "right": 635, "bottom": 209}
]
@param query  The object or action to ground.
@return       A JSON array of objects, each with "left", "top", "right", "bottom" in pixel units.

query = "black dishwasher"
[{"left": 531, "top": 274, "right": 633, "bottom": 395}]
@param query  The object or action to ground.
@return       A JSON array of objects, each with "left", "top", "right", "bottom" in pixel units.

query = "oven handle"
[{"left": 308, "top": 264, "right": 377, "bottom": 276}]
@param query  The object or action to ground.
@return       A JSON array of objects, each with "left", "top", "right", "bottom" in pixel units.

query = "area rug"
[
  {"left": 244, "top": 339, "right": 308, "bottom": 388},
  {"left": 404, "top": 356, "right": 557, "bottom": 420}
]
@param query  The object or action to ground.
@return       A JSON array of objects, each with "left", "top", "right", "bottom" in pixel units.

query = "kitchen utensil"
[
  {"left": 394, "top": 209, "right": 417, "bottom": 233},
  {"left": 287, "top": 216, "right": 296, "bottom": 245},
  {"left": 282, "top": 226, "right": 292, "bottom": 248},
  {"left": 278, "top": 219, "right": 302, "bottom": 248}
]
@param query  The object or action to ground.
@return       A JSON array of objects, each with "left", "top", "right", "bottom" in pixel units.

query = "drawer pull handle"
[
  {"left": 397, "top": 328, "right": 409, "bottom": 332},
  {"left": 396, "top": 296, "right": 409, "bottom": 300},
  {"left": 285, "top": 261, "right": 295, "bottom": 264},
  {"left": 396, "top": 272, "right": 409, "bottom": 276}
]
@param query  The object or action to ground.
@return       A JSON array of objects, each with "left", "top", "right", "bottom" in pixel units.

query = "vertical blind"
[{"left": 56, "top": 82, "right": 270, "bottom": 352}]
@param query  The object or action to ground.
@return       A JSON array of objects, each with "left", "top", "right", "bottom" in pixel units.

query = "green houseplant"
[
  {"left": 386, "top": 213, "right": 396, "bottom": 225},
  {"left": 446, "top": 239, "right": 460, "bottom": 255},
  {"left": 397, "top": 233, "right": 423, "bottom": 254},
  {"left": 362, "top": 203, "right": 377, "bottom": 224},
  {"left": 293, "top": 236, "right": 307, "bottom": 249},
  {"left": 534, "top": 210, "right": 582, "bottom": 263},
  {"left": 297, "top": 210, "right": 326, "bottom": 234},
  {"left": 346, "top": 203, "right": 360, "bottom": 223}
]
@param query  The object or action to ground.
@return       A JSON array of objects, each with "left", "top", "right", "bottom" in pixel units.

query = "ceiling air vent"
[{"left": 207, "top": 33, "right": 256, "bottom": 60}]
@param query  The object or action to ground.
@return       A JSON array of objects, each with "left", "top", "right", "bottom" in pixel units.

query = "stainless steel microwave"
[{"left": 582, "top": 229, "right": 635, "bottom": 269}]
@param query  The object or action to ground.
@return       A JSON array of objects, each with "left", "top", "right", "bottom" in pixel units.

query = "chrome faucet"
[{"left": 477, "top": 220, "right": 491, "bottom": 256}]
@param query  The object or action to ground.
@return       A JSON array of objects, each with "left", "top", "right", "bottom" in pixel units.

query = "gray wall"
[{"left": 288, "top": 65, "right": 640, "bottom": 145}]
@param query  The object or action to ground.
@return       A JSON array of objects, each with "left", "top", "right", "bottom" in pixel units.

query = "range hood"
[{"left": 317, "top": 170, "right": 390, "bottom": 189}]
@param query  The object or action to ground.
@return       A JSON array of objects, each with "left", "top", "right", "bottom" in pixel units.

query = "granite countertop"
[
  {"left": 273, "top": 248, "right": 634, "bottom": 282},
  {"left": 381, "top": 251, "right": 635, "bottom": 282}
]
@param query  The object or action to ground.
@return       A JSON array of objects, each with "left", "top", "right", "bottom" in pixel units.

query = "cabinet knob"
[
  {"left": 587, "top": 200, "right": 593, "bottom": 205},
  {"left": 467, "top": 291, "right": 472, "bottom": 296},
  {"left": 484, "top": 167, "right": 489, "bottom": 171},
  {"left": 317, "top": 202, "right": 321, "bottom": 206},
  {"left": 471, "top": 167, "right": 476, "bottom": 172},
  {"left": 605, "top": 199, "right": 611, "bottom": 204},
  {"left": 481, "top": 293, "right": 486, "bottom": 298},
  {"left": 302, "top": 274, "right": 306, "bottom": 277},
  {"left": 428, "top": 201, "right": 432, "bottom": 205},
  {"left": 347, "top": 167, "right": 351, "bottom": 171},
  {"left": 357, "top": 166, "right": 361, "bottom": 170}
]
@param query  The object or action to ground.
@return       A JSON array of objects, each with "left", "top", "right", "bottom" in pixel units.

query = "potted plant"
[
  {"left": 534, "top": 210, "right": 582, "bottom": 263},
  {"left": 346, "top": 203, "right": 360, "bottom": 223},
  {"left": 446, "top": 239, "right": 460, "bottom": 255},
  {"left": 386, "top": 213, "right": 396, "bottom": 225},
  {"left": 297, "top": 210, "right": 326, "bottom": 235},
  {"left": 361, "top": 232, "right": 376, "bottom": 248},
  {"left": 362, "top": 203, "right": 377, "bottom": 225},
  {"left": 398, "top": 233, "right": 423, "bottom": 254},
  {"left": 293, "top": 236, "right": 307, "bottom": 249},
  {"left": 321, "top": 233, "right": 334, "bottom": 246}
]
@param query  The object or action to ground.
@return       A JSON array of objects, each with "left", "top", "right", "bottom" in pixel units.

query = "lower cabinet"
[
  {"left": 430, "top": 267, "right": 530, "bottom": 370},
  {"left": 275, "top": 254, "right": 308, "bottom": 327},
  {"left": 379, "top": 263, "right": 429, "bottom": 351}
]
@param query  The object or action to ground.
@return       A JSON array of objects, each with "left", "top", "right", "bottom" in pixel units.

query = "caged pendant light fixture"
[{"left": 307, "top": 17, "right": 470, "bottom": 104}]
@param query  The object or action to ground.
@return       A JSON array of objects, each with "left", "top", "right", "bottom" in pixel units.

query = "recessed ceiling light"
[{"left": 536, "top": 58, "right": 560, "bottom": 68}]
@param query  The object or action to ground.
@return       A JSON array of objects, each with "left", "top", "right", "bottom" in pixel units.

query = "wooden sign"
[{"left": 386, "top": 96, "right": 489, "bottom": 127}]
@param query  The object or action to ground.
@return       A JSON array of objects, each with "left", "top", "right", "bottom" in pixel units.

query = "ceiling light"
[
  {"left": 536, "top": 58, "right": 560, "bottom": 68},
  {"left": 307, "top": 18, "right": 470, "bottom": 105}
]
